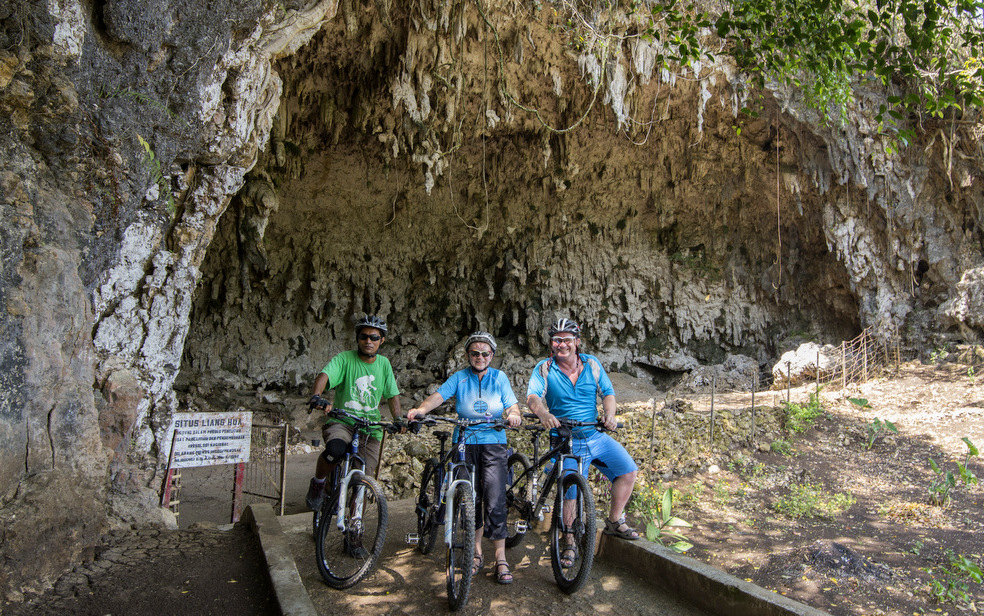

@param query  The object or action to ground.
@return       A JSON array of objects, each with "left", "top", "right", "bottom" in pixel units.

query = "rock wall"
[
  {"left": 0, "top": 0, "right": 336, "bottom": 600},
  {"left": 1, "top": 0, "right": 983, "bottom": 603}
]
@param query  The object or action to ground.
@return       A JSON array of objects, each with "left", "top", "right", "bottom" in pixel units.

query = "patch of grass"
[
  {"left": 771, "top": 438, "right": 794, "bottom": 456},
  {"left": 773, "top": 482, "right": 855, "bottom": 519},
  {"left": 712, "top": 480, "right": 731, "bottom": 505},
  {"left": 783, "top": 390, "right": 825, "bottom": 433}
]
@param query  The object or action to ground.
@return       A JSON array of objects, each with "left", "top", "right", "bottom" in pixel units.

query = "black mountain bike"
[
  {"left": 505, "top": 415, "right": 619, "bottom": 594},
  {"left": 407, "top": 415, "right": 508, "bottom": 610},
  {"left": 311, "top": 408, "right": 401, "bottom": 589}
]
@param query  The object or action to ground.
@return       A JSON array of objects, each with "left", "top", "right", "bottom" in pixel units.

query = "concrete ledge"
[
  {"left": 243, "top": 504, "right": 319, "bottom": 616},
  {"left": 596, "top": 532, "right": 831, "bottom": 616}
]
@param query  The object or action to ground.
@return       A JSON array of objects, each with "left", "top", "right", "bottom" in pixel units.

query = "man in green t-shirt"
[{"left": 305, "top": 314, "right": 403, "bottom": 511}]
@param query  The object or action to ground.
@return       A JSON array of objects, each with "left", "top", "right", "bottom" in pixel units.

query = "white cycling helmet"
[
  {"left": 465, "top": 331, "right": 497, "bottom": 353},
  {"left": 548, "top": 318, "right": 581, "bottom": 337},
  {"left": 354, "top": 314, "right": 388, "bottom": 336}
]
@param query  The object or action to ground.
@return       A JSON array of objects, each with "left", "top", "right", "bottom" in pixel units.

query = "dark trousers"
[{"left": 464, "top": 443, "right": 509, "bottom": 541}]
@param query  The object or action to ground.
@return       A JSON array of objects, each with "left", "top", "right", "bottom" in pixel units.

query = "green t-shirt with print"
[{"left": 322, "top": 350, "right": 400, "bottom": 440}]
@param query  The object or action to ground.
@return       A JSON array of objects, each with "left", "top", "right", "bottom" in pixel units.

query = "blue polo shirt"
[
  {"left": 526, "top": 354, "right": 615, "bottom": 428},
  {"left": 437, "top": 367, "right": 518, "bottom": 444}
]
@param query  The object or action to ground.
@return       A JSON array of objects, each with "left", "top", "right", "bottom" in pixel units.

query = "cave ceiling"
[{"left": 181, "top": 0, "right": 883, "bottom": 392}]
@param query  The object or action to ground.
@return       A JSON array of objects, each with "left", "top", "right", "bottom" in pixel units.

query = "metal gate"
[{"left": 236, "top": 422, "right": 289, "bottom": 518}]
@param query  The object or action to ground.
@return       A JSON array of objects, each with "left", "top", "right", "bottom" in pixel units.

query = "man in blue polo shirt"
[{"left": 527, "top": 318, "right": 640, "bottom": 552}]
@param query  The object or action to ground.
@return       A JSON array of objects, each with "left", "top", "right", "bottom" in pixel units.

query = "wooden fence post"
[
  {"left": 709, "top": 376, "right": 716, "bottom": 443},
  {"left": 841, "top": 341, "right": 846, "bottom": 390},
  {"left": 750, "top": 368, "right": 756, "bottom": 443}
]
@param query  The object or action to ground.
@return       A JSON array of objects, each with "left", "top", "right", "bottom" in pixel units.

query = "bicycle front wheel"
[
  {"left": 446, "top": 482, "right": 475, "bottom": 611},
  {"left": 549, "top": 471, "right": 596, "bottom": 594},
  {"left": 505, "top": 452, "right": 533, "bottom": 548},
  {"left": 416, "top": 458, "right": 441, "bottom": 555},
  {"left": 315, "top": 472, "right": 389, "bottom": 589}
]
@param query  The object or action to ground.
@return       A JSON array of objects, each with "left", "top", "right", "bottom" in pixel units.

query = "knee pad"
[{"left": 320, "top": 439, "right": 348, "bottom": 465}]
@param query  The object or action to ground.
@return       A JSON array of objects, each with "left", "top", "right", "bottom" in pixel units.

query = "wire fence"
[{"left": 241, "top": 423, "right": 289, "bottom": 516}]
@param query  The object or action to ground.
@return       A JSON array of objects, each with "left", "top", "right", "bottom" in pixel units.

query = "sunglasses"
[
  {"left": 469, "top": 350, "right": 492, "bottom": 358},
  {"left": 551, "top": 336, "right": 577, "bottom": 345},
  {"left": 358, "top": 333, "right": 382, "bottom": 341}
]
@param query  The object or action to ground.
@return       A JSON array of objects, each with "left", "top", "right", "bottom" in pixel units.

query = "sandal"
[
  {"left": 603, "top": 516, "right": 641, "bottom": 540},
  {"left": 494, "top": 561, "right": 513, "bottom": 585},
  {"left": 471, "top": 554, "right": 484, "bottom": 576},
  {"left": 559, "top": 544, "right": 578, "bottom": 568}
]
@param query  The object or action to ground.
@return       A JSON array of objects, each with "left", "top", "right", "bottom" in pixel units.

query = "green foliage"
[
  {"left": 927, "top": 438, "right": 979, "bottom": 506},
  {"left": 773, "top": 482, "right": 855, "bottom": 519},
  {"left": 782, "top": 390, "right": 825, "bottom": 433},
  {"left": 136, "top": 134, "right": 175, "bottom": 217},
  {"left": 924, "top": 550, "right": 984, "bottom": 605},
  {"left": 969, "top": 366, "right": 976, "bottom": 385},
  {"left": 640, "top": 487, "right": 693, "bottom": 553},
  {"left": 770, "top": 438, "right": 793, "bottom": 456},
  {"left": 865, "top": 417, "right": 898, "bottom": 449},
  {"left": 713, "top": 0, "right": 984, "bottom": 148},
  {"left": 930, "top": 345, "right": 950, "bottom": 365},
  {"left": 847, "top": 397, "right": 871, "bottom": 409}
]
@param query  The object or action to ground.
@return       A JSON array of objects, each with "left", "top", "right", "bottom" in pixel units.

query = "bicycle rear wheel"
[
  {"left": 549, "top": 471, "right": 596, "bottom": 594},
  {"left": 446, "top": 482, "right": 475, "bottom": 611},
  {"left": 504, "top": 452, "right": 533, "bottom": 548},
  {"left": 416, "top": 458, "right": 441, "bottom": 555},
  {"left": 315, "top": 472, "right": 389, "bottom": 589}
]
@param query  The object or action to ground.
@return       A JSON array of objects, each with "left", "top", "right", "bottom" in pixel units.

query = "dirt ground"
[
  {"left": 6, "top": 360, "right": 982, "bottom": 616},
  {"left": 639, "top": 361, "right": 984, "bottom": 616}
]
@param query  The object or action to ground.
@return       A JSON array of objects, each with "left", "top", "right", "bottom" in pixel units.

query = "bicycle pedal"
[
  {"left": 514, "top": 521, "right": 528, "bottom": 533},
  {"left": 405, "top": 533, "right": 420, "bottom": 545},
  {"left": 541, "top": 505, "right": 552, "bottom": 515}
]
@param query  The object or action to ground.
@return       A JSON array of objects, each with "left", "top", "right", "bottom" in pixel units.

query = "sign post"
[{"left": 163, "top": 411, "right": 253, "bottom": 522}]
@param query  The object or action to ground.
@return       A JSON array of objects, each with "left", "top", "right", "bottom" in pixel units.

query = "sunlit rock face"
[{"left": 2, "top": 0, "right": 983, "bottom": 603}]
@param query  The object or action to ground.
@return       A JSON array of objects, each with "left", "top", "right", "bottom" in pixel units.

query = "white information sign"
[{"left": 167, "top": 411, "right": 252, "bottom": 468}]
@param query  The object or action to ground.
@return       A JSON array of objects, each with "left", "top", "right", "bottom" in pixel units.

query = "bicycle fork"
[{"left": 336, "top": 471, "right": 366, "bottom": 532}]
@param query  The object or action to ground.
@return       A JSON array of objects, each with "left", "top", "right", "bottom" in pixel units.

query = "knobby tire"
[
  {"left": 416, "top": 458, "right": 441, "bottom": 555},
  {"left": 504, "top": 452, "right": 533, "bottom": 548},
  {"left": 446, "top": 482, "right": 475, "bottom": 611},
  {"left": 315, "top": 471, "right": 389, "bottom": 589},
  {"left": 549, "top": 471, "right": 596, "bottom": 594}
]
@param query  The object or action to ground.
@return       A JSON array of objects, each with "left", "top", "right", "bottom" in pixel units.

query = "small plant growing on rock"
[{"left": 864, "top": 417, "right": 898, "bottom": 450}]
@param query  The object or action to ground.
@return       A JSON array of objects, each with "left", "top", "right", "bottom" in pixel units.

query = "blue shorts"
[{"left": 560, "top": 431, "right": 637, "bottom": 497}]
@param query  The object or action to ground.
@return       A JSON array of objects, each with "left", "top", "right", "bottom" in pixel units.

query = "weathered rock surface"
[{"left": 1, "top": 0, "right": 983, "bottom": 603}]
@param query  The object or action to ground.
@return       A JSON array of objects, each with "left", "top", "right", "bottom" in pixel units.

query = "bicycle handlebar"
[
  {"left": 325, "top": 408, "right": 405, "bottom": 433},
  {"left": 520, "top": 412, "right": 622, "bottom": 431},
  {"left": 411, "top": 415, "right": 513, "bottom": 430}
]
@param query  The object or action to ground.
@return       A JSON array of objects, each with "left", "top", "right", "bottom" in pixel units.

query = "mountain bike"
[
  {"left": 310, "top": 407, "right": 401, "bottom": 589},
  {"left": 406, "top": 415, "right": 508, "bottom": 610},
  {"left": 504, "top": 415, "right": 619, "bottom": 594}
]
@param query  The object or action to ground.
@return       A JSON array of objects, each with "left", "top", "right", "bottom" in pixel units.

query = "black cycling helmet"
[
  {"left": 465, "top": 331, "right": 497, "bottom": 353},
  {"left": 354, "top": 314, "right": 388, "bottom": 336},
  {"left": 548, "top": 318, "right": 581, "bottom": 337}
]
